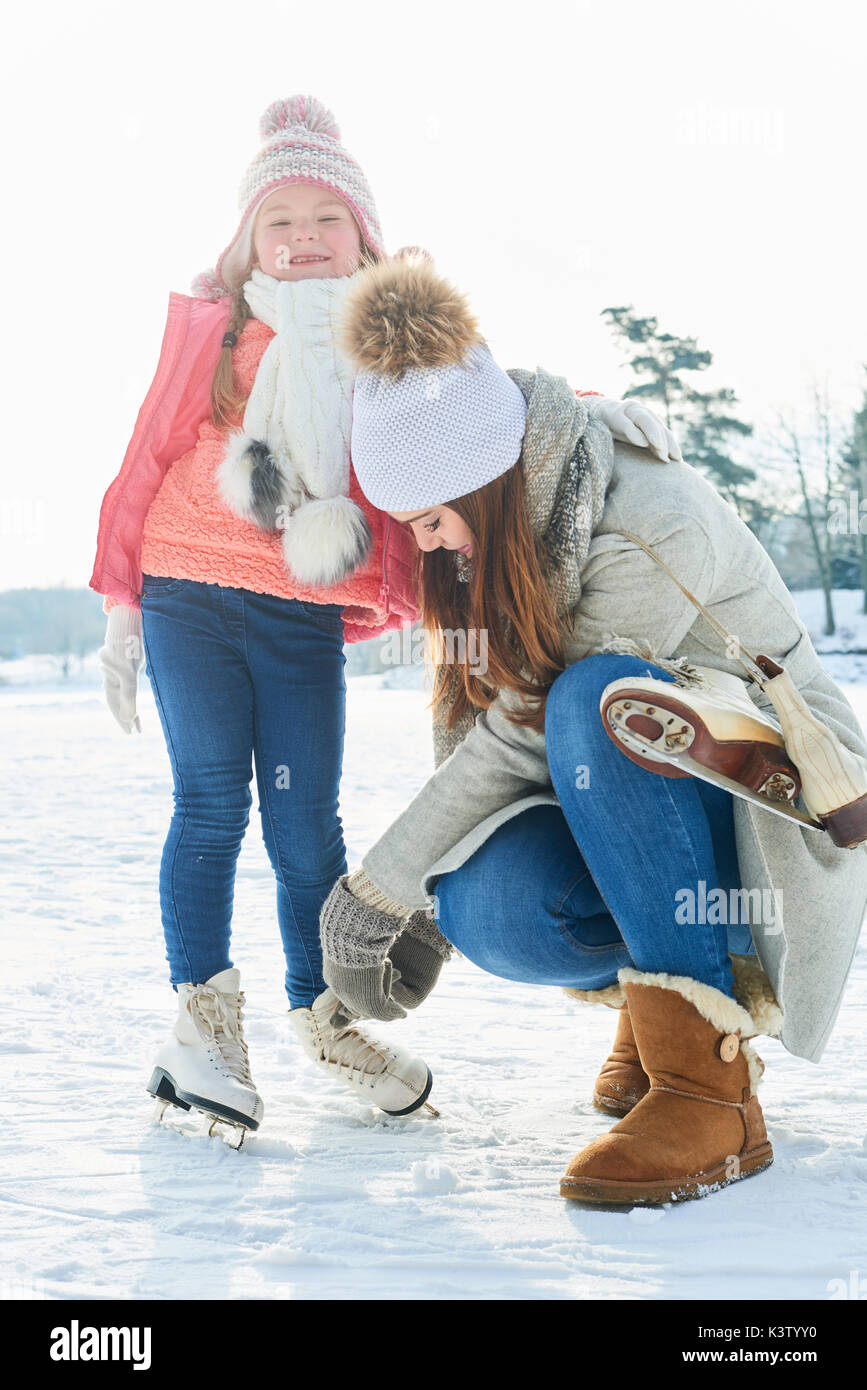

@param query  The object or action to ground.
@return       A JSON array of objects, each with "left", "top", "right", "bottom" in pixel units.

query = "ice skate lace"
[
  {"left": 318, "top": 1019, "right": 394, "bottom": 1079},
  {"left": 669, "top": 659, "right": 703, "bottom": 688},
  {"left": 188, "top": 986, "right": 254, "bottom": 1087}
]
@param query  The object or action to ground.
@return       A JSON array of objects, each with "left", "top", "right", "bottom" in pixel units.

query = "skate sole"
[
  {"left": 602, "top": 687, "right": 798, "bottom": 792},
  {"left": 381, "top": 1067, "right": 434, "bottom": 1116},
  {"left": 147, "top": 1066, "right": 261, "bottom": 1132},
  {"left": 559, "top": 1144, "right": 774, "bottom": 1206},
  {"left": 601, "top": 688, "right": 826, "bottom": 831}
]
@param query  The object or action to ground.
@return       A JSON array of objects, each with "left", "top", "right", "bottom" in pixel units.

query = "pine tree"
[
  {"left": 600, "top": 307, "right": 711, "bottom": 427},
  {"left": 681, "top": 387, "right": 757, "bottom": 511},
  {"left": 601, "top": 305, "right": 760, "bottom": 521}
]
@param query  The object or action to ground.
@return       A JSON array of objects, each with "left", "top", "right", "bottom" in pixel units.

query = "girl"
[
  {"left": 318, "top": 257, "right": 867, "bottom": 1205},
  {"left": 91, "top": 96, "right": 434, "bottom": 1139}
]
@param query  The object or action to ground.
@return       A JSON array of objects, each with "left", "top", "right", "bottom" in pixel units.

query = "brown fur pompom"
[{"left": 338, "top": 256, "right": 484, "bottom": 379}]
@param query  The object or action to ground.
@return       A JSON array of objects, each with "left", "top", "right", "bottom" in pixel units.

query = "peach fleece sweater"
[{"left": 133, "top": 316, "right": 401, "bottom": 630}]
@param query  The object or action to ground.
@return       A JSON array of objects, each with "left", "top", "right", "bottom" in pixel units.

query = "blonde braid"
[{"left": 209, "top": 278, "right": 254, "bottom": 427}]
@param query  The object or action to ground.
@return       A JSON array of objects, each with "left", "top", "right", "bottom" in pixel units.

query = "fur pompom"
[
  {"left": 281, "top": 496, "right": 372, "bottom": 586},
  {"left": 217, "top": 432, "right": 287, "bottom": 527},
  {"left": 259, "top": 95, "right": 340, "bottom": 142},
  {"left": 392, "top": 245, "right": 434, "bottom": 264},
  {"left": 338, "top": 257, "right": 484, "bottom": 379},
  {"left": 191, "top": 268, "right": 229, "bottom": 302}
]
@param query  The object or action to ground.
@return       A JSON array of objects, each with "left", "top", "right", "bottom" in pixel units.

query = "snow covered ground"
[
  {"left": 796, "top": 587, "right": 867, "bottom": 653},
  {"left": 2, "top": 659, "right": 867, "bottom": 1302}
]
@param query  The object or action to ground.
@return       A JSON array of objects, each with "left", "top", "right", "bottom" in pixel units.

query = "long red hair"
[{"left": 419, "top": 462, "right": 566, "bottom": 734}]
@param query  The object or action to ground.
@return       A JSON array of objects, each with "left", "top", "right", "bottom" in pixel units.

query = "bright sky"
[{"left": 3, "top": 0, "right": 865, "bottom": 590}]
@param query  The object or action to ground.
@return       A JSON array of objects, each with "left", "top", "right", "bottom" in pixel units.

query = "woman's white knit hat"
[
  {"left": 351, "top": 343, "right": 527, "bottom": 511},
  {"left": 339, "top": 257, "right": 527, "bottom": 511}
]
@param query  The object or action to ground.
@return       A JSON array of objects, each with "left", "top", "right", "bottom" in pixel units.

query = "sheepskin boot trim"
[
  {"left": 564, "top": 956, "right": 783, "bottom": 1039},
  {"left": 730, "top": 953, "right": 784, "bottom": 1038},
  {"left": 593, "top": 1004, "right": 650, "bottom": 1116},
  {"left": 560, "top": 969, "right": 773, "bottom": 1205},
  {"left": 564, "top": 960, "right": 776, "bottom": 1118},
  {"left": 562, "top": 981, "right": 626, "bottom": 1008}
]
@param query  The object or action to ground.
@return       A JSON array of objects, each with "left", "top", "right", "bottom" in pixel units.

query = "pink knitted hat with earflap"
[{"left": 192, "top": 95, "right": 385, "bottom": 300}]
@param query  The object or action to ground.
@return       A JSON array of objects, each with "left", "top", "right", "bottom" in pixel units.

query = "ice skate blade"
[
  {"left": 659, "top": 750, "right": 823, "bottom": 830},
  {"left": 207, "top": 1115, "right": 247, "bottom": 1150},
  {"left": 151, "top": 1101, "right": 248, "bottom": 1149},
  {"left": 146, "top": 1066, "right": 259, "bottom": 1142}
]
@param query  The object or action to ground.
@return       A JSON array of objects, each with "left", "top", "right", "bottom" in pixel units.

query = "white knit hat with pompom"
[
  {"left": 339, "top": 257, "right": 528, "bottom": 511},
  {"left": 192, "top": 95, "right": 385, "bottom": 300}
]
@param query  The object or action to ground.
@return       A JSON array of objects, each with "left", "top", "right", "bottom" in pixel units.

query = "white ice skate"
[
  {"left": 147, "top": 967, "right": 264, "bottom": 1148},
  {"left": 289, "top": 987, "right": 437, "bottom": 1116}
]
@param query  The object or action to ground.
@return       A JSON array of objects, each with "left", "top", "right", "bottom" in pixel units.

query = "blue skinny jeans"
[
  {"left": 140, "top": 574, "right": 347, "bottom": 1007},
  {"left": 433, "top": 653, "right": 753, "bottom": 998}
]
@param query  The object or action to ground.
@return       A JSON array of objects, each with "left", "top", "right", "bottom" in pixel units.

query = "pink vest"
[{"left": 89, "top": 293, "right": 420, "bottom": 643}]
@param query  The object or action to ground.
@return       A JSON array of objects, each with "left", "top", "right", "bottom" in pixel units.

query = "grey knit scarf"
[
  {"left": 436, "top": 367, "right": 616, "bottom": 765},
  {"left": 510, "top": 365, "right": 615, "bottom": 612}
]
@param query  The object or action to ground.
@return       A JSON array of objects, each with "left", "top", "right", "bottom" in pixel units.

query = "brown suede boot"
[
  {"left": 593, "top": 1003, "right": 651, "bottom": 1116},
  {"left": 561, "top": 968, "right": 774, "bottom": 1206}
]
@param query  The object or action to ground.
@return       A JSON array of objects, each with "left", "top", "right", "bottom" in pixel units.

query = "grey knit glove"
[
  {"left": 389, "top": 913, "right": 453, "bottom": 1010},
  {"left": 320, "top": 873, "right": 409, "bottom": 1024}
]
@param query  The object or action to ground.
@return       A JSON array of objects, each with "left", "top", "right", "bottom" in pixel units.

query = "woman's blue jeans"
[
  {"left": 433, "top": 653, "right": 753, "bottom": 999},
  {"left": 140, "top": 574, "right": 347, "bottom": 1008}
]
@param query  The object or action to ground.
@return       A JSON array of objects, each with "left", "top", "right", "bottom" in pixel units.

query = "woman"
[{"left": 317, "top": 256, "right": 867, "bottom": 1204}]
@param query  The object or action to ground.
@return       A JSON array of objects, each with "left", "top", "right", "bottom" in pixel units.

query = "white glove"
[
  {"left": 98, "top": 605, "right": 145, "bottom": 734},
  {"left": 587, "top": 396, "right": 683, "bottom": 463}
]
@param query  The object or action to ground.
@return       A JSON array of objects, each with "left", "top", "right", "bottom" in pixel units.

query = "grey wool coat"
[{"left": 362, "top": 435, "right": 867, "bottom": 1063}]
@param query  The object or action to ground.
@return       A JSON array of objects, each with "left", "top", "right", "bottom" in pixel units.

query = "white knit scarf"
[{"left": 215, "top": 268, "right": 372, "bottom": 588}]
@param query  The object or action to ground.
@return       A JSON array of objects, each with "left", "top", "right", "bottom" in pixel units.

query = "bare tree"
[
  {"left": 773, "top": 412, "right": 835, "bottom": 636},
  {"left": 848, "top": 372, "right": 867, "bottom": 613}
]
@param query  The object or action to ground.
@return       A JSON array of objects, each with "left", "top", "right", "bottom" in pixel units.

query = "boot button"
[{"left": 718, "top": 1033, "right": 740, "bottom": 1062}]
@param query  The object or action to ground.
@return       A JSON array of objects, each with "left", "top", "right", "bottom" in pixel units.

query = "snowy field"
[{"left": 2, "top": 652, "right": 867, "bottom": 1302}]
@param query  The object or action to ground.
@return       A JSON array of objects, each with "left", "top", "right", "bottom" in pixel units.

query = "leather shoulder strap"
[{"left": 607, "top": 529, "right": 769, "bottom": 686}]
